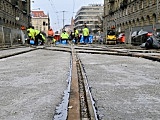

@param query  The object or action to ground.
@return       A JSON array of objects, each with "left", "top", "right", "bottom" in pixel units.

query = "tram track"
[
  {"left": 0, "top": 45, "right": 97, "bottom": 119},
  {"left": 67, "top": 45, "right": 97, "bottom": 120},
  {"left": 0, "top": 45, "right": 160, "bottom": 119},
  {"left": 1, "top": 45, "right": 160, "bottom": 62}
]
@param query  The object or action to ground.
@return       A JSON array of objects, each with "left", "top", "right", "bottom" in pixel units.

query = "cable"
[
  {"left": 72, "top": 0, "right": 75, "bottom": 17},
  {"left": 48, "top": 0, "right": 60, "bottom": 30}
]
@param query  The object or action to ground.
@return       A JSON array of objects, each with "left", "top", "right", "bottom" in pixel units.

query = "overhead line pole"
[
  {"left": 56, "top": 11, "right": 67, "bottom": 29},
  {"left": 61, "top": 11, "right": 67, "bottom": 28}
]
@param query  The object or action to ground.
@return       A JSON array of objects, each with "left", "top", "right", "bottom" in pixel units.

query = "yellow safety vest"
[
  {"left": 27, "top": 28, "right": 31, "bottom": 37},
  {"left": 74, "top": 30, "right": 79, "bottom": 37},
  {"left": 82, "top": 28, "right": 89, "bottom": 36},
  {"left": 61, "top": 32, "right": 69, "bottom": 39},
  {"left": 27, "top": 28, "right": 35, "bottom": 39},
  {"left": 40, "top": 33, "right": 46, "bottom": 41},
  {"left": 35, "top": 29, "right": 40, "bottom": 36}
]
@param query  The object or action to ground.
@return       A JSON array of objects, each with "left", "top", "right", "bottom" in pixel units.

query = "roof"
[{"left": 31, "top": 11, "right": 48, "bottom": 17}]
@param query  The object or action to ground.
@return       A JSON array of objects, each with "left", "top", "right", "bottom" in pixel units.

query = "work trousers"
[
  {"left": 83, "top": 36, "right": 89, "bottom": 44},
  {"left": 35, "top": 33, "right": 44, "bottom": 45}
]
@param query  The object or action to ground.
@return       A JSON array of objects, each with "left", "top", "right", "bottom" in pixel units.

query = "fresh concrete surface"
[
  {"left": 78, "top": 53, "right": 160, "bottom": 120},
  {"left": 0, "top": 49, "right": 70, "bottom": 120}
]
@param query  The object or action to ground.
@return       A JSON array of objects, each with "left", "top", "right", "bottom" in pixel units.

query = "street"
[{"left": 0, "top": 45, "right": 160, "bottom": 120}]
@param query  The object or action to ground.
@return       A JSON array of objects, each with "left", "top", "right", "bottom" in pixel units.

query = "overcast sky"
[{"left": 31, "top": 0, "right": 104, "bottom": 31}]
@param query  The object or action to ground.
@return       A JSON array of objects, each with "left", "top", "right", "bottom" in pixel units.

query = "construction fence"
[{"left": 0, "top": 25, "right": 26, "bottom": 47}]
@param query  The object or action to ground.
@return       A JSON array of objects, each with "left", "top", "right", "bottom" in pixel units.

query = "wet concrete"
[
  {"left": 78, "top": 53, "right": 160, "bottom": 120},
  {"left": 0, "top": 49, "right": 70, "bottom": 120},
  {"left": 1, "top": 45, "right": 160, "bottom": 120}
]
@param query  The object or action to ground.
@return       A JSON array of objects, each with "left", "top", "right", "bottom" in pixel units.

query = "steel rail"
[{"left": 67, "top": 45, "right": 97, "bottom": 119}]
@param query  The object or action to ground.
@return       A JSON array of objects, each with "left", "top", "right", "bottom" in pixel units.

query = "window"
[
  {"left": 125, "top": 8, "right": 128, "bottom": 15},
  {"left": 132, "top": 5, "right": 135, "bottom": 12}
]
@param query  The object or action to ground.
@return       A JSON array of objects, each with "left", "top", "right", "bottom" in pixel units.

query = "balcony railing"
[{"left": 22, "top": 9, "right": 27, "bottom": 14}]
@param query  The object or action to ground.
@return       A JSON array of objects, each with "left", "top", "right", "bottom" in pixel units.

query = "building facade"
[
  {"left": 31, "top": 10, "right": 49, "bottom": 36},
  {"left": 0, "top": 0, "right": 31, "bottom": 29},
  {"left": 74, "top": 4, "right": 103, "bottom": 34},
  {"left": 104, "top": 0, "right": 160, "bottom": 43},
  {"left": 0, "top": 0, "right": 31, "bottom": 46}
]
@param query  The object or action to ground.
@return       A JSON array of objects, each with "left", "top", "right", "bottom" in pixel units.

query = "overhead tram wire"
[
  {"left": 72, "top": 0, "right": 75, "bottom": 17},
  {"left": 49, "top": 0, "right": 60, "bottom": 28},
  {"left": 48, "top": 0, "right": 60, "bottom": 29}
]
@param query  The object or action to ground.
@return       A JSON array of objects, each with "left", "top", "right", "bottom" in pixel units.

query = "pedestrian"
[
  {"left": 82, "top": 23, "right": 89, "bottom": 44},
  {"left": 60, "top": 30, "right": 69, "bottom": 44}
]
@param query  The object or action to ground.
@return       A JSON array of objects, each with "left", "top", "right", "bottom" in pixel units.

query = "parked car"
[
  {"left": 117, "top": 33, "right": 125, "bottom": 44},
  {"left": 131, "top": 30, "right": 153, "bottom": 45}
]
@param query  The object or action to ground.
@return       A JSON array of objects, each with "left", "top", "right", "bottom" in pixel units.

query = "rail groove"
[{"left": 67, "top": 46, "right": 96, "bottom": 119}]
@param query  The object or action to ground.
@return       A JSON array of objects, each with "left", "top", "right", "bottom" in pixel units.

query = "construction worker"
[
  {"left": 40, "top": 33, "right": 46, "bottom": 44},
  {"left": 82, "top": 23, "right": 89, "bottom": 44},
  {"left": 34, "top": 28, "right": 45, "bottom": 45},
  {"left": 47, "top": 28, "right": 54, "bottom": 45},
  {"left": 27, "top": 26, "right": 35, "bottom": 44},
  {"left": 60, "top": 30, "right": 69, "bottom": 44},
  {"left": 48, "top": 28, "right": 54, "bottom": 37},
  {"left": 74, "top": 28, "right": 79, "bottom": 44}
]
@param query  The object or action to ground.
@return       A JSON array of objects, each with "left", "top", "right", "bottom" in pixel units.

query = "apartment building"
[
  {"left": 0, "top": 0, "right": 31, "bottom": 46},
  {"left": 74, "top": 4, "right": 103, "bottom": 34},
  {"left": 31, "top": 10, "right": 49, "bottom": 35},
  {"left": 0, "top": 0, "right": 31, "bottom": 29},
  {"left": 104, "top": 0, "right": 160, "bottom": 43}
]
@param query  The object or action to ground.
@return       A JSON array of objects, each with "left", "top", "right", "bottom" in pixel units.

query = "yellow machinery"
[{"left": 106, "top": 30, "right": 116, "bottom": 44}]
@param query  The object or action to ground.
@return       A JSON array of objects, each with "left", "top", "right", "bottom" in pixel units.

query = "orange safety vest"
[{"left": 48, "top": 29, "right": 54, "bottom": 36}]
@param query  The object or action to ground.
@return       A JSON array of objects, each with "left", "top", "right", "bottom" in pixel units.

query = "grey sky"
[{"left": 31, "top": 0, "right": 104, "bottom": 31}]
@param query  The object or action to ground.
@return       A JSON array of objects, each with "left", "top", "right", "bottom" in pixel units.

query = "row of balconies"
[
  {"left": 11, "top": 0, "right": 28, "bottom": 14},
  {"left": 11, "top": 0, "right": 27, "bottom": 8},
  {"left": 109, "top": 0, "right": 128, "bottom": 15},
  {"left": 109, "top": 0, "right": 129, "bottom": 4}
]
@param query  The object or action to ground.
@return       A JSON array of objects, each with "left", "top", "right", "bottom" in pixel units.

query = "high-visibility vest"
[
  {"left": 74, "top": 30, "right": 79, "bottom": 37},
  {"left": 27, "top": 28, "right": 35, "bottom": 39},
  {"left": 61, "top": 32, "right": 69, "bottom": 39},
  {"left": 35, "top": 29, "right": 40, "bottom": 36},
  {"left": 40, "top": 33, "right": 46, "bottom": 41},
  {"left": 27, "top": 28, "right": 31, "bottom": 37},
  {"left": 82, "top": 28, "right": 89, "bottom": 36},
  {"left": 48, "top": 30, "right": 54, "bottom": 36}
]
